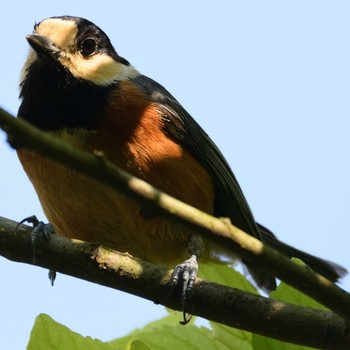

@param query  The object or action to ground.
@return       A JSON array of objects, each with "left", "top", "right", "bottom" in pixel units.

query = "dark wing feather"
[
  {"left": 257, "top": 223, "right": 347, "bottom": 281},
  {"left": 133, "top": 75, "right": 260, "bottom": 239},
  {"left": 132, "top": 75, "right": 276, "bottom": 291}
]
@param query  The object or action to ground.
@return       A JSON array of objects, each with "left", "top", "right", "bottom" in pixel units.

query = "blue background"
[{"left": 1, "top": 1, "right": 349, "bottom": 348}]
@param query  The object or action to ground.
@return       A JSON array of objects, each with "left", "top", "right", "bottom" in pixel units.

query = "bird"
[{"left": 17, "top": 15, "right": 346, "bottom": 307}]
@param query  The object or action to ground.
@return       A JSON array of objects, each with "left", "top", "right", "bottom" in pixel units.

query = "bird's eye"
[{"left": 80, "top": 38, "right": 97, "bottom": 57}]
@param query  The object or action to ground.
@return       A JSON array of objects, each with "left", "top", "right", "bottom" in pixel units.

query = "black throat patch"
[{"left": 18, "top": 56, "right": 115, "bottom": 131}]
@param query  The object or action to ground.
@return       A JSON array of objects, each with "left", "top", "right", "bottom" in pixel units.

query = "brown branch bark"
[
  {"left": 0, "top": 215, "right": 349, "bottom": 349},
  {"left": 1, "top": 106, "right": 350, "bottom": 348}
]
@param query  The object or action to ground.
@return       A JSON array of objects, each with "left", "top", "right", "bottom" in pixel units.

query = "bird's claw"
[
  {"left": 169, "top": 255, "right": 198, "bottom": 325},
  {"left": 16, "top": 215, "right": 57, "bottom": 285},
  {"left": 18, "top": 216, "right": 55, "bottom": 255},
  {"left": 16, "top": 215, "right": 55, "bottom": 246},
  {"left": 31, "top": 220, "right": 55, "bottom": 246}
]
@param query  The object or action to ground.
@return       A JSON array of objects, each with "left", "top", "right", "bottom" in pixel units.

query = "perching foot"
[
  {"left": 169, "top": 254, "right": 198, "bottom": 325},
  {"left": 16, "top": 215, "right": 56, "bottom": 285}
]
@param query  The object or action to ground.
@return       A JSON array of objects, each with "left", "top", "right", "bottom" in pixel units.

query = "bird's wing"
[
  {"left": 132, "top": 74, "right": 261, "bottom": 241},
  {"left": 132, "top": 75, "right": 277, "bottom": 291}
]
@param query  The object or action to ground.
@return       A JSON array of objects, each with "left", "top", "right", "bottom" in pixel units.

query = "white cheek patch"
[
  {"left": 19, "top": 49, "right": 36, "bottom": 85},
  {"left": 60, "top": 52, "right": 140, "bottom": 85}
]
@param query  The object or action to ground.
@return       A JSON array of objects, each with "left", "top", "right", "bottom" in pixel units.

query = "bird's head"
[{"left": 21, "top": 16, "right": 139, "bottom": 87}]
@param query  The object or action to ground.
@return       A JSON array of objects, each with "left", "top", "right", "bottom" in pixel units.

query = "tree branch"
[
  {"left": 1, "top": 106, "right": 350, "bottom": 346},
  {"left": 0, "top": 215, "right": 348, "bottom": 349}
]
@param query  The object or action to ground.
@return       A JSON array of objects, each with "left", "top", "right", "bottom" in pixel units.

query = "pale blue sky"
[{"left": 1, "top": 1, "right": 349, "bottom": 349}]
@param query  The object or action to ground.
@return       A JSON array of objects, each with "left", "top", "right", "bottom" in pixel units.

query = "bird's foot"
[
  {"left": 16, "top": 215, "right": 56, "bottom": 285},
  {"left": 169, "top": 254, "right": 198, "bottom": 325}
]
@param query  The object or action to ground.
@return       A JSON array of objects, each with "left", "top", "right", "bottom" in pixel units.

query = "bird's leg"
[
  {"left": 169, "top": 235, "right": 204, "bottom": 325},
  {"left": 16, "top": 215, "right": 56, "bottom": 285}
]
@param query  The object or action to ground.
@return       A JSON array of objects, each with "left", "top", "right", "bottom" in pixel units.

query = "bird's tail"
[{"left": 257, "top": 223, "right": 347, "bottom": 282}]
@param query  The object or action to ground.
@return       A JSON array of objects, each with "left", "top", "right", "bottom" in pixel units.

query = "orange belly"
[
  {"left": 17, "top": 131, "right": 214, "bottom": 265},
  {"left": 17, "top": 148, "right": 213, "bottom": 264}
]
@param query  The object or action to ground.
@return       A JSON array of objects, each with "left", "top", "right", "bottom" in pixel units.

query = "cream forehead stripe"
[{"left": 35, "top": 18, "right": 78, "bottom": 50}]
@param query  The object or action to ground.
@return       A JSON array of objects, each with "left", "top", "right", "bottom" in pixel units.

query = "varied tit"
[{"left": 17, "top": 16, "right": 346, "bottom": 299}]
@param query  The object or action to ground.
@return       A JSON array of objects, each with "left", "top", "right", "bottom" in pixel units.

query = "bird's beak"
[{"left": 26, "top": 34, "right": 61, "bottom": 58}]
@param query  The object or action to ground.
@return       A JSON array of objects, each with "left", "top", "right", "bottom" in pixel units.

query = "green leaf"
[
  {"left": 27, "top": 313, "right": 112, "bottom": 350},
  {"left": 270, "top": 281, "right": 327, "bottom": 311},
  {"left": 130, "top": 339, "right": 152, "bottom": 350},
  {"left": 110, "top": 313, "right": 213, "bottom": 350},
  {"left": 210, "top": 321, "right": 253, "bottom": 350},
  {"left": 199, "top": 262, "right": 258, "bottom": 294},
  {"left": 111, "top": 309, "right": 255, "bottom": 350}
]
